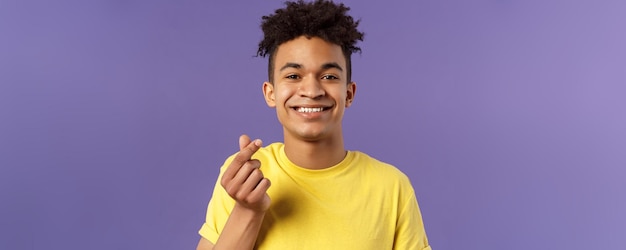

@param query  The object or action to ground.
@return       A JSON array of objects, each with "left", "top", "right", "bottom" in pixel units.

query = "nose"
[{"left": 298, "top": 76, "right": 325, "bottom": 99}]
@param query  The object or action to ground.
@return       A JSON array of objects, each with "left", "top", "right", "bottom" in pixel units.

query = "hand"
[{"left": 221, "top": 135, "right": 271, "bottom": 212}]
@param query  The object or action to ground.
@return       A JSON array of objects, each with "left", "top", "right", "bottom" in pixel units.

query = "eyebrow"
[
  {"left": 321, "top": 62, "right": 343, "bottom": 72},
  {"left": 279, "top": 62, "right": 302, "bottom": 72},
  {"left": 279, "top": 62, "right": 344, "bottom": 72}
]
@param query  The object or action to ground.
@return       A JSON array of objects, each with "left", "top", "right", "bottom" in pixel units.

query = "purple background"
[{"left": 1, "top": 0, "right": 625, "bottom": 249}]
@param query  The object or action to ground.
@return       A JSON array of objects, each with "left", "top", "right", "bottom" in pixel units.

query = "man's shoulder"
[{"left": 350, "top": 151, "right": 411, "bottom": 181}]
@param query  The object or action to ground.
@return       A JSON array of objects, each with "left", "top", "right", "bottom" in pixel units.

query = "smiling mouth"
[{"left": 293, "top": 106, "right": 331, "bottom": 113}]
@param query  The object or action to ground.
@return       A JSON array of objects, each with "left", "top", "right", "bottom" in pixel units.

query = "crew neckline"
[{"left": 276, "top": 143, "right": 355, "bottom": 177}]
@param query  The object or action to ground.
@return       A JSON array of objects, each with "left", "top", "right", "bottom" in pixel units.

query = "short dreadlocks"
[{"left": 257, "top": 0, "right": 365, "bottom": 83}]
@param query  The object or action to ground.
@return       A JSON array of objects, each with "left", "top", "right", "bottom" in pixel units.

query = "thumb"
[{"left": 239, "top": 134, "right": 251, "bottom": 151}]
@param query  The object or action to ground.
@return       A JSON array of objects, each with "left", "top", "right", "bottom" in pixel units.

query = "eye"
[
  {"left": 285, "top": 74, "right": 300, "bottom": 80},
  {"left": 321, "top": 75, "right": 338, "bottom": 80}
]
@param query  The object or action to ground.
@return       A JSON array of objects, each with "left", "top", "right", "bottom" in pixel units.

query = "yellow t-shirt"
[{"left": 199, "top": 143, "right": 431, "bottom": 250}]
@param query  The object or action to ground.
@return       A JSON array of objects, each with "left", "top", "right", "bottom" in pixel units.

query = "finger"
[
  {"left": 230, "top": 159, "right": 261, "bottom": 187},
  {"left": 223, "top": 137, "right": 263, "bottom": 182},
  {"left": 232, "top": 138, "right": 263, "bottom": 166},
  {"left": 223, "top": 135, "right": 250, "bottom": 183},
  {"left": 223, "top": 159, "right": 257, "bottom": 191},
  {"left": 237, "top": 168, "right": 265, "bottom": 199},
  {"left": 248, "top": 178, "right": 271, "bottom": 202},
  {"left": 239, "top": 134, "right": 251, "bottom": 151}
]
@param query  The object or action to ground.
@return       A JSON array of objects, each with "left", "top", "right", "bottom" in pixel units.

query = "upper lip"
[{"left": 289, "top": 103, "right": 333, "bottom": 109}]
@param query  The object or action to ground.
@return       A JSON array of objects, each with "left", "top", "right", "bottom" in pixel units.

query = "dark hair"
[{"left": 257, "top": 0, "right": 364, "bottom": 83}]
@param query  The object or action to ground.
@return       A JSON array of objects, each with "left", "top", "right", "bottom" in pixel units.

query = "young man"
[{"left": 196, "top": 1, "right": 431, "bottom": 249}]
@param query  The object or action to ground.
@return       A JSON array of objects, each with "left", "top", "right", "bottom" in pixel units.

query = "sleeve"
[
  {"left": 198, "top": 155, "right": 237, "bottom": 244},
  {"left": 393, "top": 178, "right": 432, "bottom": 250}
]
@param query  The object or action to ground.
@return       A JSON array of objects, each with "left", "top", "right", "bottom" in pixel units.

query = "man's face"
[{"left": 263, "top": 36, "right": 356, "bottom": 142}]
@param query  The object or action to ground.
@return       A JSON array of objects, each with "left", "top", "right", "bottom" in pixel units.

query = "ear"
[
  {"left": 345, "top": 82, "right": 356, "bottom": 107},
  {"left": 263, "top": 81, "right": 276, "bottom": 107}
]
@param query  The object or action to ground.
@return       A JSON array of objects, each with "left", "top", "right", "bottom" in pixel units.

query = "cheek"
[
  {"left": 275, "top": 88, "right": 294, "bottom": 103},
  {"left": 331, "top": 88, "right": 348, "bottom": 102}
]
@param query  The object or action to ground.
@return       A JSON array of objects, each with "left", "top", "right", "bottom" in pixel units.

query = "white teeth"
[{"left": 296, "top": 107, "right": 324, "bottom": 113}]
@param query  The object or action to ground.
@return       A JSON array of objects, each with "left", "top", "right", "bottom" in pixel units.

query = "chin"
[
  {"left": 290, "top": 128, "right": 329, "bottom": 142},
  {"left": 297, "top": 132, "right": 326, "bottom": 142}
]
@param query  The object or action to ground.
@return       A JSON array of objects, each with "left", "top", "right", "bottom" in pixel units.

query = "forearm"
[{"left": 213, "top": 204, "right": 266, "bottom": 250}]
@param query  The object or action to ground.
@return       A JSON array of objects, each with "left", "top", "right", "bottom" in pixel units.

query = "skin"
[
  {"left": 263, "top": 36, "right": 356, "bottom": 169},
  {"left": 197, "top": 36, "right": 356, "bottom": 250}
]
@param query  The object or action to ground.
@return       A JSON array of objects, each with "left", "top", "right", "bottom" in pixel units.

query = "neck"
[{"left": 283, "top": 134, "right": 347, "bottom": 170}]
